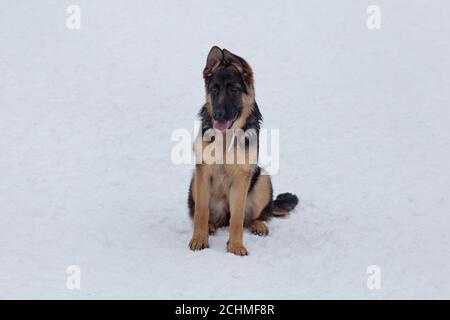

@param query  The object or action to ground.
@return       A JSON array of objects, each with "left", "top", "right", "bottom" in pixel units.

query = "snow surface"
[{"left": 1, "top": 0, "right": 450, "bottom": 299}]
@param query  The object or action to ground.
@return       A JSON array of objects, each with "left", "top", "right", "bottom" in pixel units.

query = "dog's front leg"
[
  {"left": 189, "top": 164, "right": 211, "bottom": 250},
  {"left": 227, "top": 173, "right": 250, "bottom": 256}
]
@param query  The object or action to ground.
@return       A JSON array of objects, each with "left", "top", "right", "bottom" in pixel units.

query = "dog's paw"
[
  {"left": 227, "top": 242, "right": 248, "bottom": 256},
  {"left": 249, "top": 220, "right": 269, "bottom": 236},
  {"left": 189, "top": 236, "right": 209, "bottom": 251}
]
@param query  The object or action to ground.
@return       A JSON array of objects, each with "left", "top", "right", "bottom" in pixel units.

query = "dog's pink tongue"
[{"left": 214, "top": 120, "right": 231, "bottom": 132}]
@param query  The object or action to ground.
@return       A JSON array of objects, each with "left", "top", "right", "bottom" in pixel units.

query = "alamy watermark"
[
  {"left": 66, "top": 5, "right": 81, "bottom": 30},
  {"left": 366, "top": 5, "right": 381, "bottom": 30},
  {"left": 366, "top": 265, "right": 381, "bottom": 290},
  {"left": 66, "top": 265, "right": 81, "bottom": 290},
  {"left": 171, "top": 121, "right": 280, "bottom": 175}
]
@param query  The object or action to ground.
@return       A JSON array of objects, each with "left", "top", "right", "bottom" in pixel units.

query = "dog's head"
[{"left": 203, "top": 46, "right": 255, "bottom": 132}]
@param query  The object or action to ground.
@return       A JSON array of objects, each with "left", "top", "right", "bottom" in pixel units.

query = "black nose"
[{"left": 213, "top": 110, "right": 225, "bottom": 121}]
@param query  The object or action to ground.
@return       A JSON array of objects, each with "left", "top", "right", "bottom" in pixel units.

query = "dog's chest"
[
  {"left": 210, "top": 166, "right": 232, "bottom": 199},
  {"left": 208, "top": 166, "right": 232, "bottom": 224}
]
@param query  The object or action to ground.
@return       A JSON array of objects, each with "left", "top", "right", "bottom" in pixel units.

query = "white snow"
[{"left": 1, "top": 0, "right": 450, "bottom": 299}]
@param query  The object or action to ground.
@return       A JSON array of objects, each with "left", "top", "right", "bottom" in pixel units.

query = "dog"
[{"left": 188, "top": 46, "right": 298, "bottom": 256}]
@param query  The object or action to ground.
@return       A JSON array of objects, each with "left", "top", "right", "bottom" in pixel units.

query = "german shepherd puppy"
[{"left": 188, "top": 46, "right": 298, "bottom": 256}]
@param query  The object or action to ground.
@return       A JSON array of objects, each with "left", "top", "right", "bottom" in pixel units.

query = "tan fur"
[
  {"left": 226, "top": 165, "right": 252, "bottom": 256},
  {"left": 232, "top": 86, "right": 255, "bottom": 131},
  {"left": 189, "top": 164, "right": 211, "bottom": 250}
]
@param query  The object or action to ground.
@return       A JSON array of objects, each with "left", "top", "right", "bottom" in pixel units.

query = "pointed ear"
[
  {"left": 222, "top": 48, "right": 253, "bottom": 85},
  {"left": 203, "top": 46, "right": 223, "bottom": 79}
]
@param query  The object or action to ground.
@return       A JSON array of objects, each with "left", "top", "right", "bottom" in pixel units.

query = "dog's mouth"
[
  {"left": 213, "top": 120, "right": 232, "bottom": 132},
  {"left": 213, "top": 110, "right": 240, "bottom": 133},
  {"left": 213, "top": 114, "right": 238, "bottom": 132}
]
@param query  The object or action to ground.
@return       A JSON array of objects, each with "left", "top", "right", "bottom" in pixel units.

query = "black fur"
[
  {"left": 207, "top": 67, "right": 246, "bottom": 124},
  {"left": 273, "top": 193, "right": 299, "bottom": 212},
  {"left": 188, "top": 174, "right": 195, "bottom": 218},
  {"left": 248, "top": 166, "right": 261, "bottom": 193},
  {"left": 199, "top": 105, "right": 213, "bottom": 135}
]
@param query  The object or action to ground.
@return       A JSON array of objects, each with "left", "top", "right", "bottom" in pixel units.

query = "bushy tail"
[{"left": 272, "top": 192, "right": 299, "bottom": 217}]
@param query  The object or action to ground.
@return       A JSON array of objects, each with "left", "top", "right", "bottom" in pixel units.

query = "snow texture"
[{"left": 1, "top": 0, "right": 449, "bottom": 299}]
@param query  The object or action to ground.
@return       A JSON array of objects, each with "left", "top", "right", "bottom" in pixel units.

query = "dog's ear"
[
  {"left": 203, "top": 46, "right": 223, "bottom": 79},
  {"left": 222, "top": 48, "right": 253, "bottom": 85}
]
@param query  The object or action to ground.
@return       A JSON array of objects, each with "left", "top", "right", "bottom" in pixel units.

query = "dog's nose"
[{"left": 214, "top": 110, "right": 225, "bottom": 120}]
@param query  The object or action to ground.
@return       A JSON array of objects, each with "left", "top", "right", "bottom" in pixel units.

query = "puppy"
[{"left": 188, "top": 46, "right": 298, "bottom": 255}]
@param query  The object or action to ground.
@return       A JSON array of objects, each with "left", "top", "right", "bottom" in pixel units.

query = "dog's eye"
[
  {"left": 210, "top": 87, "right": 219, "bottom": 94},
  {"left": 229, "top": 87, "right": 239, "bottom": 94}
]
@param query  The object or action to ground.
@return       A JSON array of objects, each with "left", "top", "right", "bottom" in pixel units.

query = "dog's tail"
[{"left": 272, "top": 192, "right": 299, "bottom": 217}]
